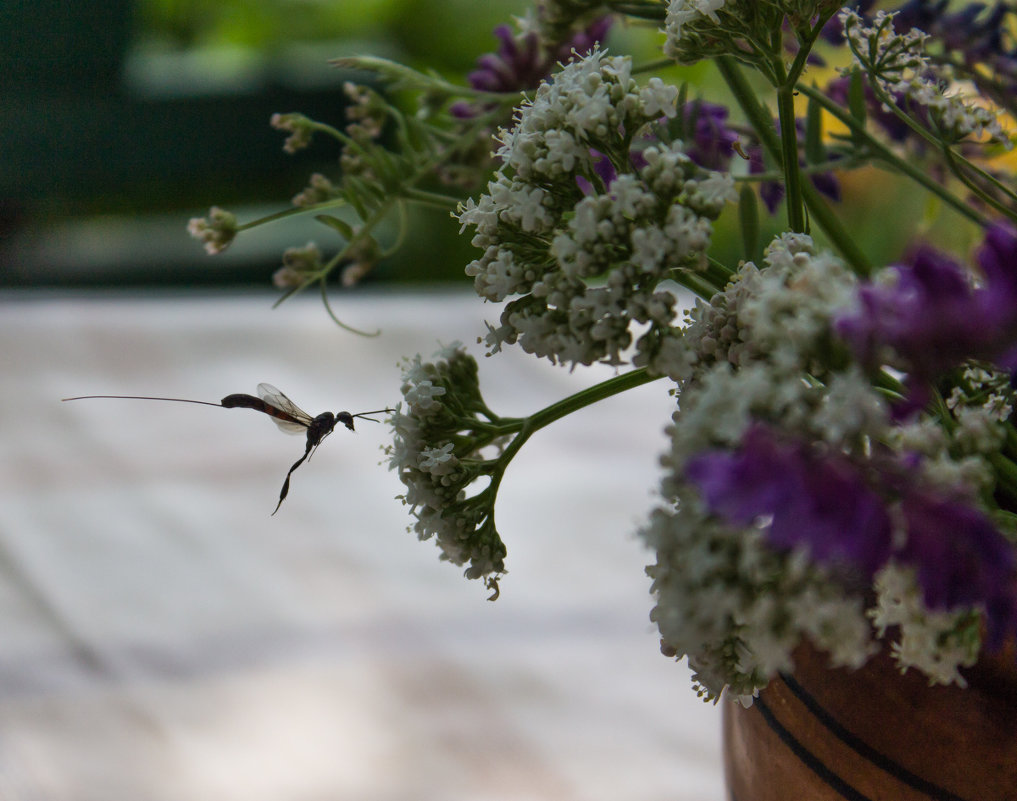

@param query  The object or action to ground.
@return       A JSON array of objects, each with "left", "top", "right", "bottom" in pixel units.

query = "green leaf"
[
  {"left": 738, "top": 183, "right": 760, "bottom": 263},
  {"left": 847, "top": 69, "right": 868, "bottom": 148},
  {"left": 314, "top": 215, "right": 355, "bottom": 240},
  {"left": 805, "top": 91, "right": 824, "bottom": 165},
  {"left": 341, "top": 181, "right": 370, "bottom": 220}
]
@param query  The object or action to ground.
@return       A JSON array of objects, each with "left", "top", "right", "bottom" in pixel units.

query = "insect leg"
[{"left": 271, "top": 442, "right": 316, "bottom": 516}]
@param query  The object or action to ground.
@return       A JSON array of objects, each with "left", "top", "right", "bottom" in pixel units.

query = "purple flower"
[
  {"left": 682, "top": 101, "right": 738, "bottom": 171},
  {"left": 466, "top": 25, "right": 545, "bottom": 94},
  {"left": 835, "top": 223, "right": 1017, "bottom": 383},
  {"left": 686, "top": 423, "right": 1017, "bottom": 649},
  {"left": 553, "top": 16, "right": 612, "bottom": 64},
  {"left": 899, "top": 490, "right": 1017, "bottom": 649},
  {"left": 685, "top": 425, "right": 893, "bottom": 577},
  {"left": 465, "top": 18, "right": 612, "bottom": 95},
  {"left": 452, "top": 18, "right": 612, "bottom": 118},
  {"left": 891, "top": 0, "right": 950, "bottom": 36},
  {"left": 575, "top": 149, "right": 618, "bottom": 195}
]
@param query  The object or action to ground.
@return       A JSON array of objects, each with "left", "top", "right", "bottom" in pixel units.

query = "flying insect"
[{"left": 62, "top": 384, "right": 393, "bottom": 514}]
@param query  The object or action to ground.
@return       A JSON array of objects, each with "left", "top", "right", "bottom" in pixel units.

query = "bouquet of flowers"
[{"left": 188, "top": 0, "right": 1017, "bottom": 703}]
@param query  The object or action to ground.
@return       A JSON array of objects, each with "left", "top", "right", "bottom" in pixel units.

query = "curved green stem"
[{"left": 319, "top": 278, "right": 381, "bottom": 337}]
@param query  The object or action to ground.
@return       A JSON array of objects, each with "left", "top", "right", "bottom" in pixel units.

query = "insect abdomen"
[{"left": 221, "top": 393, "right": 266, "bottom": 410}]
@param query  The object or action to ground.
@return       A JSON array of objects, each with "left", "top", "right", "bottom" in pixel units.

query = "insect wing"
[{"left": 256, "top": 383, "right": 313, "bottom": 434}]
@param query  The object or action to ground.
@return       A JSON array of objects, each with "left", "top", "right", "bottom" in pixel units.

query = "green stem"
[
  {"left": 611, "top": 1, "right": 666, "bottom": 21},
  {"left": 236, "top": 198, "right": 349, "bottom": 232},
  {"left": 851, "top": 63, "right": 1014, "bottom": 214},
  {"left": 799, "top": 179, "right": 873, "bottom": 277},
  {"left": 716, "top": 57, "right": 873, "bottom": 276},
  {"left": 632, "top": 58, "right": 674, "bottom": 75},
  {"left": 716, "top": 57, "right": 775, "bottom": 160},
  {"left": 401, "top": 187, "right": 463, "bottom": 210},
  {"left": 498, "top": 368, "right": 661, "bottom": 466},
  {"left": 703, "top": 256, "right": 735, "bottom": 286},
  {"left": 738, "top": 156, "right": 868, "bottom": 181},
  {"left": 319, "top": 278, "right": 380, "bottom": 336},
  {"left": 776, "top": 83, "right": 805, "bottom": 232},
  {"left": 796, "top": 84, "right": 991, "bottom": 228},
  {"left": 330, "top": 55, "right": 510, "bottom": 102},
  {"left": 941, "top": 146, "right": 1017, "bottom": 222}
]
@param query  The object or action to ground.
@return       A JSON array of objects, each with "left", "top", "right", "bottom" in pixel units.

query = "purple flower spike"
[
  {"left": 686, "top": 425, "right": 893, "bottom": 577},
  {"left": 835, "top": 223, "right": 1017, "bottom": 384},
  {"left": 456, "top": 18, "right": 612, "bottom": 118},
  {"left": 467, "top": 18, "right": 613, "bottom": 96},
  {"left": 467, "top": 24, "right": 544, "bottom": 93}
]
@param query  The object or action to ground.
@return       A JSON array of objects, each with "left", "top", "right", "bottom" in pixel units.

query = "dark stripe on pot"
[
  {"left": 755, "top": 694, "right": 874, "bottom": 801},
  {"left": 779, "top": 672, "right": 969, "bottom": 801}
]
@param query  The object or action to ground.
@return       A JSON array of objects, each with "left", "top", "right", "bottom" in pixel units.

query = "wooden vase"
[{"left": 722, "top": 640, "right": 1017, "bottom": 801}]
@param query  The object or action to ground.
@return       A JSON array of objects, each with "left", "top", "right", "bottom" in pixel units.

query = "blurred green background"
[
  {"left": 2, "top": 0, "right": 972, "bottom": 292},
  {"left": 2, "top": 0, "right": 538, "bottom": 289}
]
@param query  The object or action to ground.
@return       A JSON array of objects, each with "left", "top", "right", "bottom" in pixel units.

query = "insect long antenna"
[
  {"left": 350, "top": 407, "right": 395, "bottom": 423},
  {"left": 62, "top": 395, "right": 223, "bottom": 407}
]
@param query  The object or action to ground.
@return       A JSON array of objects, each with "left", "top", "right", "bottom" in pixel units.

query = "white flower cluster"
[
  {"left": 870, "top": 563, "right": 980, "bottom": 686},
  {"left": 655, "top": 233, "right": 877, "bottom": 452},
  {"left": 663, "top": 0, "right": 790, "bottom": 66},
  {"left": 647, "top": 233, "right": 1011, "bottom": 698},
  {"left": 292, "top": 173, "right": 339, "bottom": 208},
  {"left": 641, "top": 235, "right": 888, "bottom": 700},
  {"left": 457, "top": 48, "right": 735, "bottom": 369},
  {"left": 387, "top": 344, "right": 508, "bottom": 582},
  {"left": 841, "top": 10, "right": 1011, "bottom": 147},
  {"left": 664, "top": 0, "right": 729, "bottom": 48},
  {"left": 187, "top": 206, "right": 238, "bottom": 255},
  {"left": 644, "top": 499, "right": 876, "bottom": 702},
  {"left": 640, "top": 233, "right": 1006, "bottom": 698},
  {"left": 890, "top": 365, "right": 1017, "bottom": 495},
  {"left": 272, "top": 242, "right": 323, "bottom": 289}
]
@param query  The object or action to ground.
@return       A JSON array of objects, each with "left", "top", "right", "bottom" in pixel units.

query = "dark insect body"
[{"left": 62, "top": 384, "right": 392, "bottom": 515}]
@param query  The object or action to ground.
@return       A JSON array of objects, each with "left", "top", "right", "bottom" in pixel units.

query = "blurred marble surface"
[{"left": 0, "top": 290, "right": 723, "bottom": 801}]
